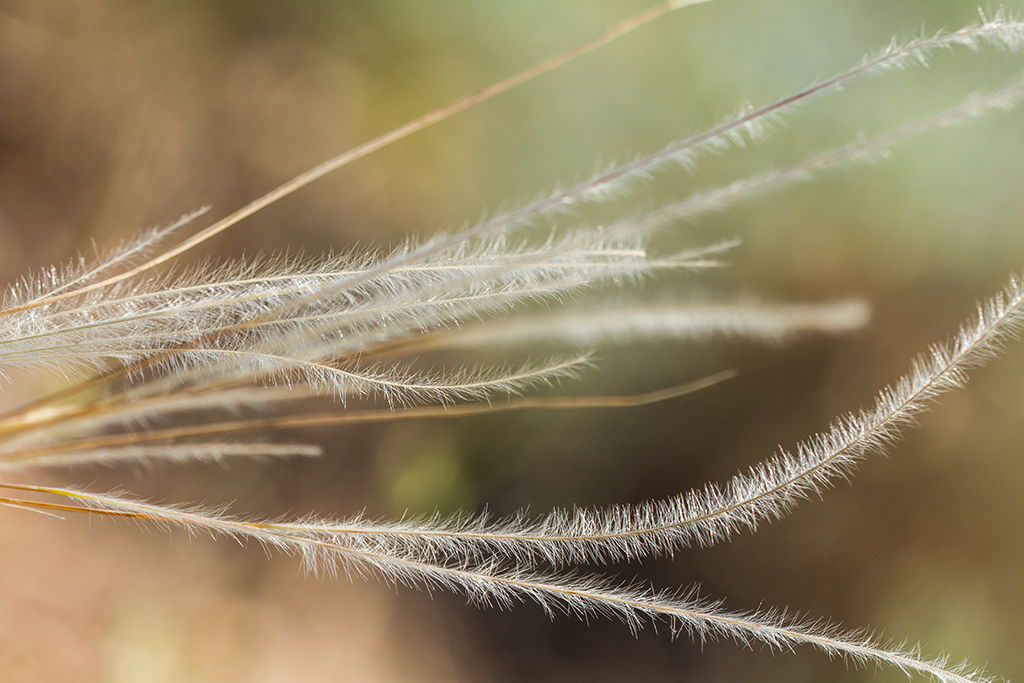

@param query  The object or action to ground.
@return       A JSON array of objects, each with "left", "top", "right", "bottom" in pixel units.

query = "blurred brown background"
[{"left": 2, "top": 0, "right": 1024, "bottom": 681}]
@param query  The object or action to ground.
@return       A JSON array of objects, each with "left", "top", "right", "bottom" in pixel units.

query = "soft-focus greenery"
[{"left": 1, "top": 1, "right": 1022, "bottom": 681}]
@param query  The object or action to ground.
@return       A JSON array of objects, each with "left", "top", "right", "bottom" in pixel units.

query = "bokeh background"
[{"left": 2, "top": 0, "right": 1024, "bottom": 681}]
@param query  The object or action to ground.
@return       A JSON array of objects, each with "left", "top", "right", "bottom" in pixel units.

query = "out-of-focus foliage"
[{"left": 1, "top": 1, "right": 1023, "bottom": 681}]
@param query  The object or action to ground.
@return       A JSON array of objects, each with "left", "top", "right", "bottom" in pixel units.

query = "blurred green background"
[{"left": 2, "top": 1, "right": 1023, "bottom": 681}]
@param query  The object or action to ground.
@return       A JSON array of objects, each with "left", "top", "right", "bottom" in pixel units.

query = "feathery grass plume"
[
  {"left": 3, "top": 271, "right": 1022, "bottom": 683},
  {"left": 1, "top": 2, "right": 1024, "bottom": 681}
]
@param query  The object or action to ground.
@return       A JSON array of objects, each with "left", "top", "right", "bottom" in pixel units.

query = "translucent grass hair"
[{"left": 2, "top": 3, "right": 1024, "bottom": 681}]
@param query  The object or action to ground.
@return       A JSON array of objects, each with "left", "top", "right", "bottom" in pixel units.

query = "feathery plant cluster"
[{"left": 2, "top": 2, "right": 1024, "bottom": 680}]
